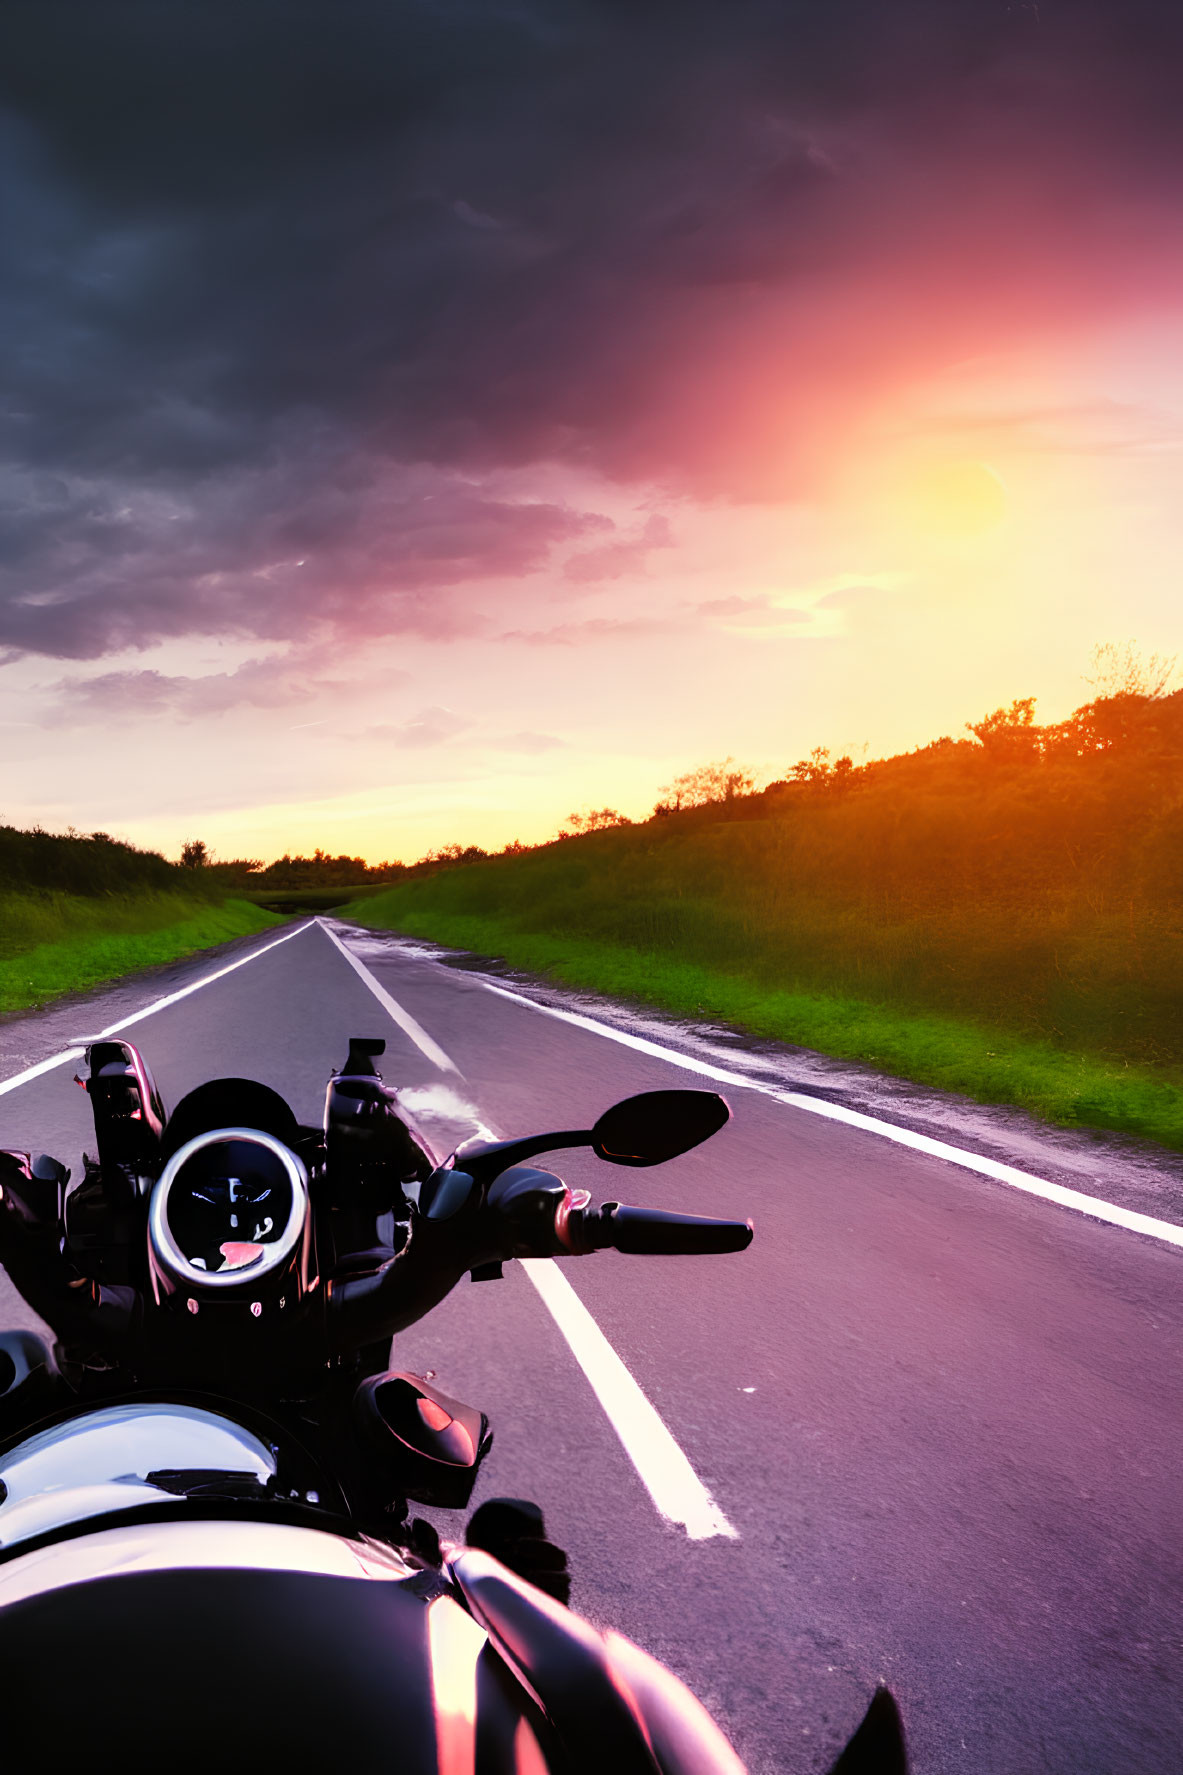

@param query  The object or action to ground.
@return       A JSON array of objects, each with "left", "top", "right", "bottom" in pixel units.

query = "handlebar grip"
[{"left": 593, "top": 1202, "right": 753, "bottom": 1255}]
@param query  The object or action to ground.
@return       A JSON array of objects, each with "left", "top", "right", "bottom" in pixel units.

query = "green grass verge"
[
  {"left": 0, "top": 892, "right": 285, "bottom": 1015},
  {"left": 344, "top": 897, "right": 1183, "bottom": 1150}
]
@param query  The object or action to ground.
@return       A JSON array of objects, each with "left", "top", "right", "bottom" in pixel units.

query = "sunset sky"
[{"left": 1, "top": 1, "right": 1181, "bottom": 864}]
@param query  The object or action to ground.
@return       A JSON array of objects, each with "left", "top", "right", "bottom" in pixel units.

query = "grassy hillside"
[
  {"left": 0, "top": 827, "right": 284, "bottom": 1013},
  {"left": 346, "top": 691, "right": 1183, "bottom": 1148}
]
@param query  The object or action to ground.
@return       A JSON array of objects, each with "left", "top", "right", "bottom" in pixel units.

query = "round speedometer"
[{"left": 148, "top": 1129, "right": 309, "bottom": 1304}]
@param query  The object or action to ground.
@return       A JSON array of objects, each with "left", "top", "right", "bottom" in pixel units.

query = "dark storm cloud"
[
  {"left": 1, "top": 0, "right": 1180, "bottom": 663},
  {"left": 0, "top": 453, "right": 595, "bottom": 657}
]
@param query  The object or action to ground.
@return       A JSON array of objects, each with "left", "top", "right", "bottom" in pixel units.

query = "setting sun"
[{"left": 897, "top": 459, "right": 1008, "bottom": 538}]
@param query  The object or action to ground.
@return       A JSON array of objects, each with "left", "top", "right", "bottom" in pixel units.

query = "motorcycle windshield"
[{"left": 0, "top": 1402, "right": 276, "bottom": 1552}]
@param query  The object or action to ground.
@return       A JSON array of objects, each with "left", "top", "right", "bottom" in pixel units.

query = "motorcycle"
[{"left": 0, "top": 1033, "right": 906, "bottom": 1773}]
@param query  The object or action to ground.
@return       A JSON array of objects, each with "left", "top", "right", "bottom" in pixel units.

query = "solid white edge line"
[
  {"left": 772, "top": 1090, "right": 1183, "bottom": 1250},
  {"left": 480, "top": 980, "right": 1183, "bottom": 1254},
  {"left": 520, "top": 1257, "right": 738, "bottom": 1541},
  {"left": 315, "top": 920, "right": 461, "bottom": 1075},
  {"left": 0, "top": 919, "right": 318, "bottom": 1100},
  {"left": 0, "top": 1048, "right": 87, "bottom": 1098}
]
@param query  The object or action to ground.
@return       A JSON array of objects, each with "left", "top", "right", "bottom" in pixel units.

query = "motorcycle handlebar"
[{"left": 570, "top": 1202, "right": 753, "bottom": 1256}]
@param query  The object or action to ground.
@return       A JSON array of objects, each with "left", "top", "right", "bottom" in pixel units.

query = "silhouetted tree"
[
  {"left": 248, "top": 851, "right": 401, "bottom": 887},
  {"left": 561, "top": 808, "right": 630, "bottom": 836},
  {"left": 966, "top": 697, "right": 1042, "bottom": 762},
  {"left": 656, "top": 758, "right": 755, "bottom": 812},
  {"left": 420, "top": 843, "right": 488, "bottom": 867},
  {"left": 1086, "top": 640, "right": 1176, "bottom": 701},
  {"left": 789, "top": 746, "right": 836, "bottom": 787}
]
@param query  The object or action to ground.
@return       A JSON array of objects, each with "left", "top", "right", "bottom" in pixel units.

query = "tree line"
[{"left": 7, "top": 643, "right": 1174, "bottom": 895}]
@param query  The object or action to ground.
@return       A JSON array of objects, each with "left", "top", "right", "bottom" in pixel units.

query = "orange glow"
[{"left": 895, "top": 460, "right": 1008, "bottom": 538}]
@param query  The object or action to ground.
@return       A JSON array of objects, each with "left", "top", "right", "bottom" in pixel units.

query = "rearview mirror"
[{"left": 591, "top": 1090, "right": 729, "bottom": 1167}]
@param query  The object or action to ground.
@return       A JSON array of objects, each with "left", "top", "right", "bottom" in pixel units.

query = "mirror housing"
[
  {"left": 591, "top": 1090, "right": 730, "bottom": 1167},
  {"left": 448, "top": 1089, "right": 729, "bottom": 1187}
]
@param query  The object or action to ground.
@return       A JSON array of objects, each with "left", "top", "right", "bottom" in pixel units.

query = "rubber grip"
[{"left": 603, "top": 1203, "right": 753, "bottom": 1255}]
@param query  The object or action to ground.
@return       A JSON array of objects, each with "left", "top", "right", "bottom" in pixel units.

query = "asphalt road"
[{"left": 3, "top": 918, "right": 1183, "bottom": 1774}]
